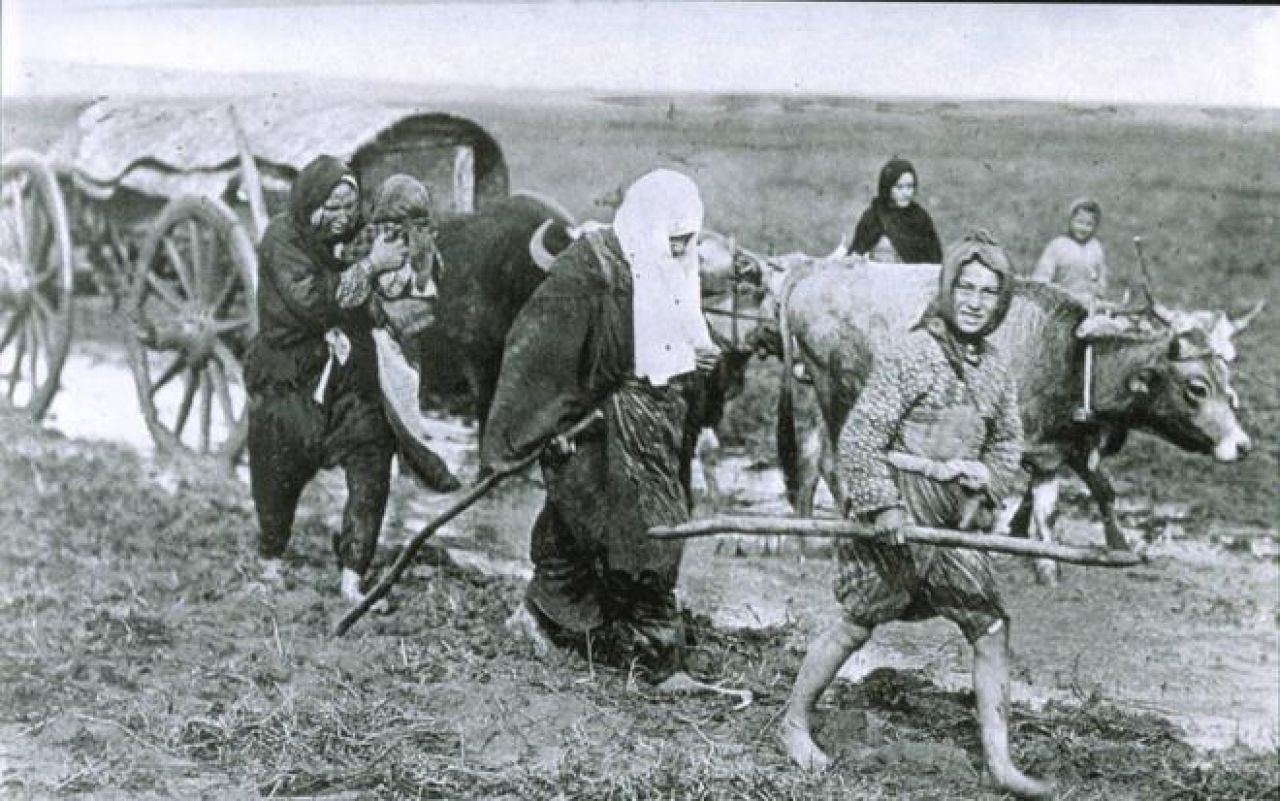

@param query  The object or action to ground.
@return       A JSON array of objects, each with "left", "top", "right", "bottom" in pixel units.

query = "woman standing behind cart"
[
  {"left": 843, "top": 158, "right": 943, "bottom": 264},
  {"left": 244, "top": 155, "right": 407, "bottom": 609}
]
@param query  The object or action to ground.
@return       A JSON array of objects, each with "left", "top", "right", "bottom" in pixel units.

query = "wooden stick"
[
  {"left": 649, "top": 516, "right": 1145, "bottom": 568},
  {"left": 333, "top": 410, "right": 604, "bottom": 636},
  {"left": 228, "top": 105, "right": 269, "bottom": 244}
]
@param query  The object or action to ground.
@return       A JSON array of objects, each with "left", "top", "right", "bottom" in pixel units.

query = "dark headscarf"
[
  {"left": 290, "top": 155, "right": 358, "bottom": 269},
  {"left": 917, "top": 230, "right": 1017, "bottom": 368},
  {"left": 850, "top": 158, "right": 944, "bottom": 264}
]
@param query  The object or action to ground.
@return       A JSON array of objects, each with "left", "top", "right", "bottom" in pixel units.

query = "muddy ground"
[{"left": 2, "top": 343, "right": 1277, "bottom": 800}]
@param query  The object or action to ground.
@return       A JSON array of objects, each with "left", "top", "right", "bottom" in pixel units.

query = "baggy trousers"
[{"left": 248, "top": 383, "right": 395, "bottom": 576}]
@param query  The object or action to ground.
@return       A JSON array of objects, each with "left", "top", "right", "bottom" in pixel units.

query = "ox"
[
  {"left": 765, "top": 256, "right": 1253, "bottom": 581},
  {"left": 411, "top": 192, "right": 580, "bottom": 431}
]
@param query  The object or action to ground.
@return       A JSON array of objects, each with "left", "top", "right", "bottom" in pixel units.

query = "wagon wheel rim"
[
  {"left": 125, "top": 195, "right": 257, "bottom": 465},
  {"left": 0, "top": 150, "right": 74, "bottom": 421}
]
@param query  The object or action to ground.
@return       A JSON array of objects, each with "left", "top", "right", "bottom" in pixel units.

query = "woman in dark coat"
[
  {"left": 244, "top": 155, "right": 406, "bottom": 607},
  {"left": 845, "top": 158, "right": 944, "bottom": 264},
  {"left": 483, "top": 169, "right": 720, "bottom": 681}
]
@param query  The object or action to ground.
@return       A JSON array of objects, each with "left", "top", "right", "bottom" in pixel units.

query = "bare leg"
[
  {"left": 695, "top": 427, "right": 722, "bottom": 513},
  {"left": 973, "top": 621, "right": 1054, "bottom": 798},
  {"left": 780, "top": 620, "right": 870, "bottom": 771}
]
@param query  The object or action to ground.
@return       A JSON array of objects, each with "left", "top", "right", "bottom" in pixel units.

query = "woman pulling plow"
[{"left": 775, "top": 231, "right": 1054, "bottom": 797}]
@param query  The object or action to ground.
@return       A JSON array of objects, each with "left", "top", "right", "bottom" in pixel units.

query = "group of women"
[{"left": 242, "top": 155, "right": 1094, "bottom": 799}]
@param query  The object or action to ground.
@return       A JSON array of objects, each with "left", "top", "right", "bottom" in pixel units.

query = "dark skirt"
[{"left": 526, "top": 376, "right": 690, "bottom": 635}]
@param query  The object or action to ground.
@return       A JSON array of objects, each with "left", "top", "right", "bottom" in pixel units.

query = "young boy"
[{"left": 1031, "top": 198, "right": 1107, "bottom": 306}]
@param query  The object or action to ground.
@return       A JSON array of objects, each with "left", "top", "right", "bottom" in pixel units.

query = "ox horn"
[
  {"left": 1229, "top": 298, "right": 1266, "bottom": 334},
  {"left": 1133, "top": 236, "right": 1158, "bottom": 309},
  {"left": 529, "top": 219, "right": 558, "bottom": 272}
]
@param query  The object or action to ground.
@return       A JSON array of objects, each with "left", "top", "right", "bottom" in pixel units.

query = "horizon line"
[{"left": 6, "top": 60, "right": 1279, "bottom": 115}]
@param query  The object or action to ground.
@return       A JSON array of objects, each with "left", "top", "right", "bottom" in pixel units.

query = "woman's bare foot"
[
  {"left": 258, "top": 557, "right": 288, "bottom": 587},
  {"left": 779, "top": 713, "right": 831, "bottom": 771},
  {"left": 341, "top": 568, "right": 390, "bottom": 615},
  {"left": 984, "top": 764, "right": 1056, "bottom": 799},
  {"left": 503, "top": 601, "right": 553, "bottom": 656}
]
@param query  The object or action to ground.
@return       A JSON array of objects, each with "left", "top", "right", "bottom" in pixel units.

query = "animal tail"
[{"left": 776, "top": 280, "right": 801, "bottom": 510}]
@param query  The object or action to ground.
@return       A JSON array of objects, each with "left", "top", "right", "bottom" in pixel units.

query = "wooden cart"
[{"left": 0, "top": 96, "right": 508, "bottom": 464}]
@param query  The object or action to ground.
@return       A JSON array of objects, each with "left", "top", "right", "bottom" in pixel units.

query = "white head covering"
[{"left": 612, "top": 169, "right": 715, "bottom": 386}]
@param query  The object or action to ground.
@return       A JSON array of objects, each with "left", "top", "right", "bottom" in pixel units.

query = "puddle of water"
[{"left": 44, "top": 350, "right": 157, "bottom": 452}]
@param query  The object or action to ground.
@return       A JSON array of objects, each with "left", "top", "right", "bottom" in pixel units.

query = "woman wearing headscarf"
[
  {"left": 780, "top": 231, "right": 1053, "bottom": 799},
  {"left": 244, "top": 155, "right": 407, "bottom": 608},
  {"left": 482, "top": 168, "right": 720, "bottom": 681},
  {"left": 844, "top": 158, "right": 944, "bottom": 264}
]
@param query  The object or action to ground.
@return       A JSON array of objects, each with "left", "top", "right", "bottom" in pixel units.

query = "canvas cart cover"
[{"left": 47, "top": 96, "right": 507, "bottom": 211}]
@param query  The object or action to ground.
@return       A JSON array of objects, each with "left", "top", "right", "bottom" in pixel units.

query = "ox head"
[{"left": 1107, "top": 323, "right": 1252, "bottom": 463}]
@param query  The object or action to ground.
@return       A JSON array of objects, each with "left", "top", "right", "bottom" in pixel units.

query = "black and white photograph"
[{"left": 1, "top": 2, "right": 1277, "bottom": 798}]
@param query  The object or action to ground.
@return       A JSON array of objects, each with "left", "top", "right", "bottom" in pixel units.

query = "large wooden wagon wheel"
[
  {"left": 0, "top": 150, "right": 75, "bottom": 420},
  {"left": 124, "top": 195, "right": 257, "bottom": 464}
]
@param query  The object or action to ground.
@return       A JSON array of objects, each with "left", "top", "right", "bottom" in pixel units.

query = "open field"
[{"left": 2, "top": 82, "right": 1278, "bottom": 798}]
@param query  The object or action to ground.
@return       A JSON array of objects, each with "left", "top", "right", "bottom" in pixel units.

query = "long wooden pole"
[
  {"left": 228, "top": 105, "right": 269, "bottom": 244},
  {"left": 649, "top": 516, "right": 1144, "bottom": 568},
  {"left": 333, "top": 410, "right": 604, "bottom": 636}
]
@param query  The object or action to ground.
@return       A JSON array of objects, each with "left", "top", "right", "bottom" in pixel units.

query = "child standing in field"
[
  {"left": 1031, "top": 198, "right": 1108, "bottom": 305},
  {"left": 1032, "top": 198, "right": 1110, "bottom": 423}
]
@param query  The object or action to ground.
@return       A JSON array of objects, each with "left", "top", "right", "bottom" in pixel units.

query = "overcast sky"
[{"left": 4, "top": 2, "right": 1278, "bottom": 107}]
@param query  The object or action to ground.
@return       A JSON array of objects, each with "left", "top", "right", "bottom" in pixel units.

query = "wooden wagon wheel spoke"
[
  {"left": 172, "top": 369, "right": 199, "bottom": 439},
  {"left": 148, "top": 354, "right": 188, "bottom": 398},
  {"left": 27, "top": 313, "right": 40, "bottom": 388},
  {"left": 186, "top": 216, "right": 203, "bottom": 300},
  {"left": 29, "top": 202, "right": 53, "bottom": 280},
  {"left": 211, "top": 316, "right": 253, "bottom": 334},
  {"left": 207, "top": 357, "right": 237, "bottom": 428},
  {"left": 211, "top": 340, "right": 245, "bottom": 382},
  {"left": 197, "top": 372, "right": 213, "bottom": 453},
  {"left": 208, "top": 271, "right": 238, "bottom": 316},
  {"left": 29, "top": 289, "right": 57, "bottom": 324},
  {"left": 162, "top": 237, "right": 196, "bottom": 300},
  {"left": 143, "top": 271, "right": 187, "bottom": 311},
  {"left": 0, "top": 310, "right": 25, "bottom": 354},
  {"left": 29, "top": 307, "right": 50, "bottom": 378},
  {"left": 6, "top": 320, "right": 28, "bottom": 399},
  {"left": 204, "top": 227, "right": 223, "bottom": 300}
]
